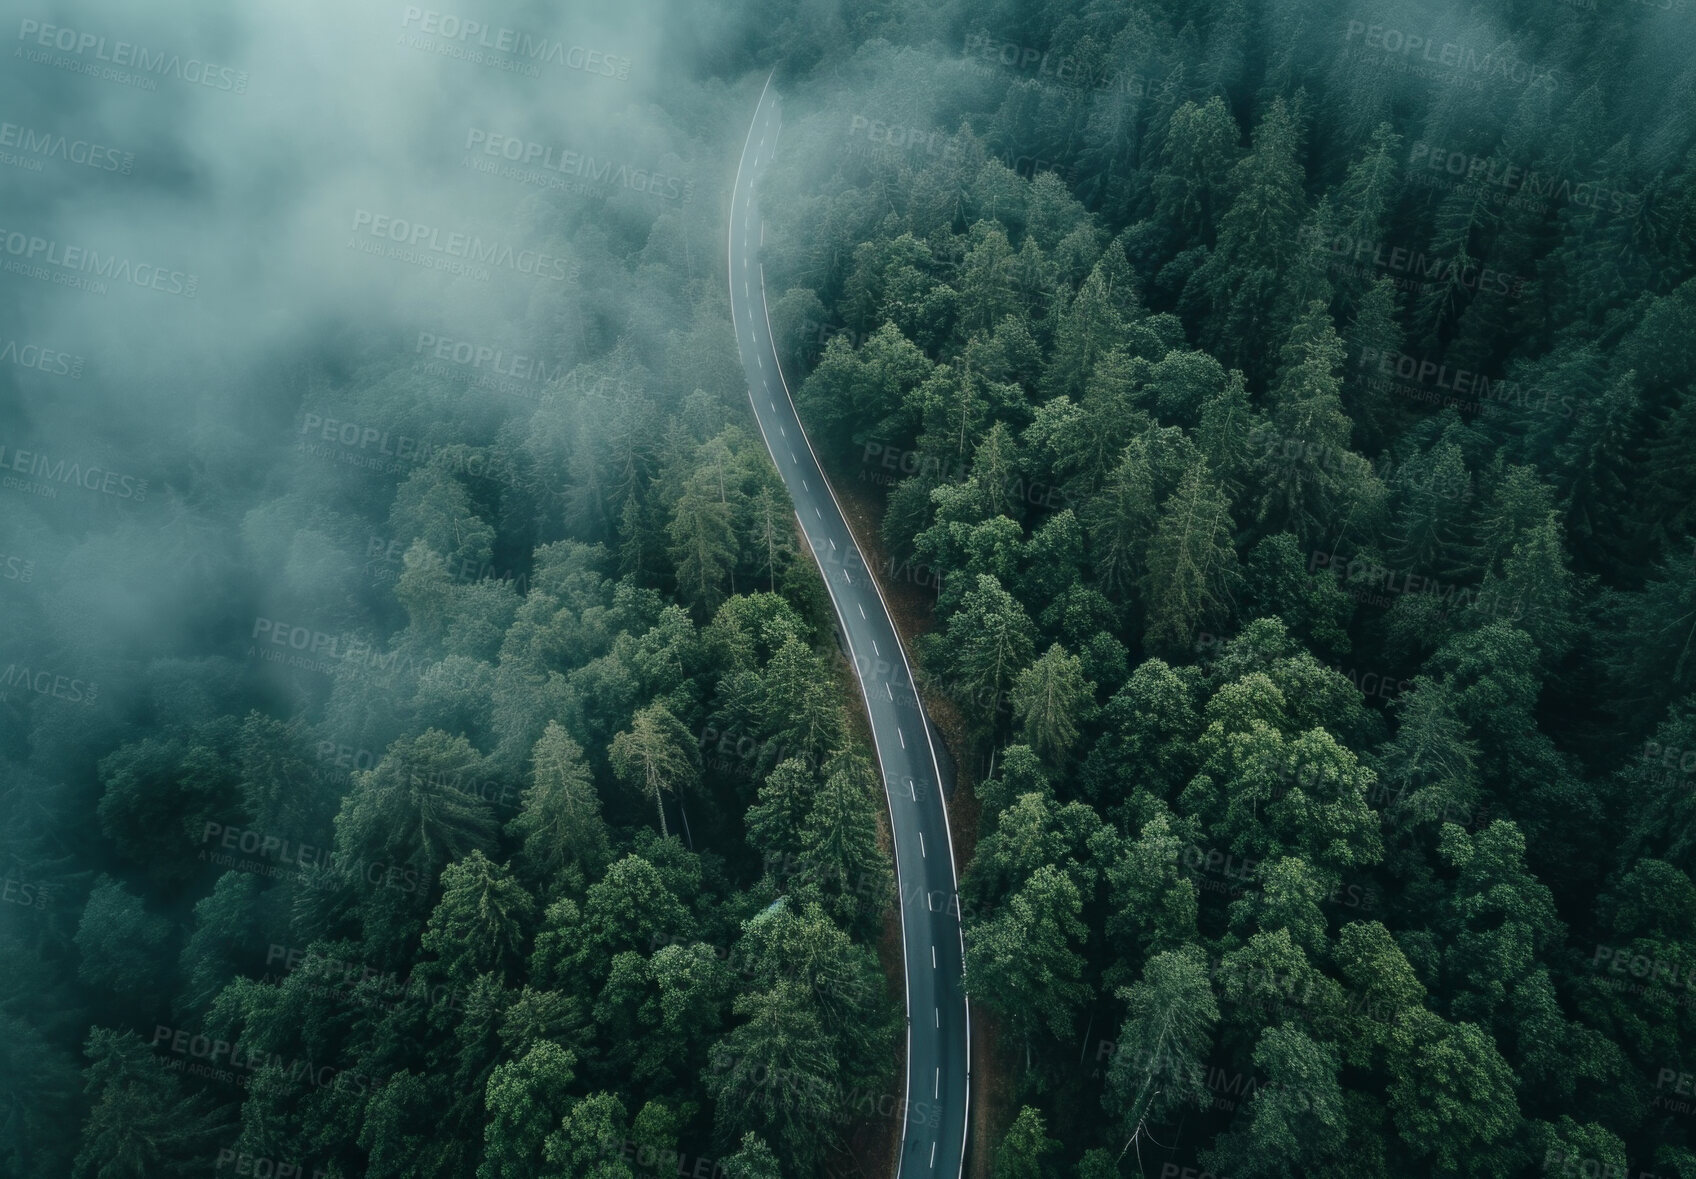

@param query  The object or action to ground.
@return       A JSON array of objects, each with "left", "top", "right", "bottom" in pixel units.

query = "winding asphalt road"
[{"left": 728, "top": 76, "right": 970, "bottom": 1178}]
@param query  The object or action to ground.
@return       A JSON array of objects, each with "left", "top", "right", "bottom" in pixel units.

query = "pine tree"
[
  {"left": 609, "top": 705, "right": 701, "bottom": 837},
  {"left": 1142, "top": 460, "right": 1242, "bottom": 657},
  {"left": 1152, "top": 96, "right": 1241, "bottom": 249},
  {"left": 1187, "top": 97, "right": 1309, "bottom": 379},
  {"left": 1011, "top": 643, "right": 1097, "bottom": 766},
  {"left": 1103, "top": 946, "right": 1220, "bottom": 1160}
]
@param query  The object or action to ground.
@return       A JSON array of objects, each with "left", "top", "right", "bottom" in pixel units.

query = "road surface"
[{"left": 727, "top": 75, "right": 970, "bottom": 1179}]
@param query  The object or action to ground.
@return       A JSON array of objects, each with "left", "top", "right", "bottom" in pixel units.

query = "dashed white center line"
[
  {"left": 828, "top": 538, "right": 836, "bottom": 551},
  {"left": 857, "top": 603, "right": 866, "bottom": 619},
  {"left": 815, "top": 506, "right": 823, "bottom": 519},
  {"left": 934, "top": 1069, "right": 939, "bottom": 1100},
  {"left": 920, "top": 832, "right": 926, "bottom": 857},
  {"left": 801, "top": 479, "right": 808, "bottom": 491},
  {"left": 778, "top": 424, "right": 785, "bottom": 436},
  {"left": 872, "top": 641, "right": 879, "bottom": 656},
  {"left": 770, "top": 401, "right": 777, "bottom": 411},
  {"left": 935, "top": 1007, "right": 940, "bottom": 1027},
  {"left": 790, "top": 450, "right": 797, "bottom": 463},
  {"left": 898, "top": 727, "right": 906, "bottom": 748},
  {"left": 931, "top": 945, "right": 937, "bottom": 968},
  {"left": 931, "top": 1142, "right": 937, "bottom": 1168},
  {"left": 885, "top": 683, "right": 893, "bottom": 700},
  {"left": 909, "top": 780, "right": 916, "bottom": 800}
]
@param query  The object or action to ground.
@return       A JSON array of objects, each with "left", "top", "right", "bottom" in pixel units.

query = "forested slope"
[
  {"left": 0, "top": 65, "right": 901, "bottom": 1179},
  {"left": 750, "top": 2, "right": 1696, "bottom": 1175}
]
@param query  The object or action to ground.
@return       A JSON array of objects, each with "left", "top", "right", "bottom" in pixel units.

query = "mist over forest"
[{"left": 4, "top": 0, "right": 1696, "bottom": 1176}]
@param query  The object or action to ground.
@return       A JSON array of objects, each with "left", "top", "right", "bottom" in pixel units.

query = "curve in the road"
[{"left": 727, "top": 74, "right": 971, "bottom": 1179}]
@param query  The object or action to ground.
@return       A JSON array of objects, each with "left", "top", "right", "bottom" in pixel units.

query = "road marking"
[
  {"left": 886, "top": 683, "right": 893, "bottom": 700},
  {"left": 815, "top": 506, "right": 823, "bottom": 519},
  {"left": 931, "top": 1142, "right": 937, "bottom": 1168},
  {"left": 771, "top": 401, "right": 777, "bottom": 411},
  {"left": 934, "top": 1069, "right": 939, "bottom": 1100},
  {"left": 909, "top": 779, "right": 916, "bottom": 800},
  {"left": 898, "top": 727, "right": 906, "bottom": 748},
  {"left": 932, "top": 945, "right": 937, "bottom": 968},
  {"left": 801, "top": 479, "right": 808, "bottom": 491},
  {"left": 790, "top": 450, "right": 797, "bottom": 463},
  {"left": 935, "top": 1007, "right": 940, "bottom": 1027},
  {"left": 829, "top": 538, "right": 836, "bottom": 551},
  {"left": 757, "top": 354, "right": 764, "bottom": 370},
  {"left": 872, "top": 641, "right": 879, "bottom": 656},
  {"left": 858, "top": 603, "right": 866, "bottom": 619},
  {"left": 920, "top": 832, "right": 926, "bottom": 857},
  {"left": 778, "top": 424, "right": 785, "bottom": 436}
]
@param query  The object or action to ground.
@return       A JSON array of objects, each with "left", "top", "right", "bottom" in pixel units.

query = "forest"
[{"left": 4, "top": 0, "right": 1696, "bottom": 1176}]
